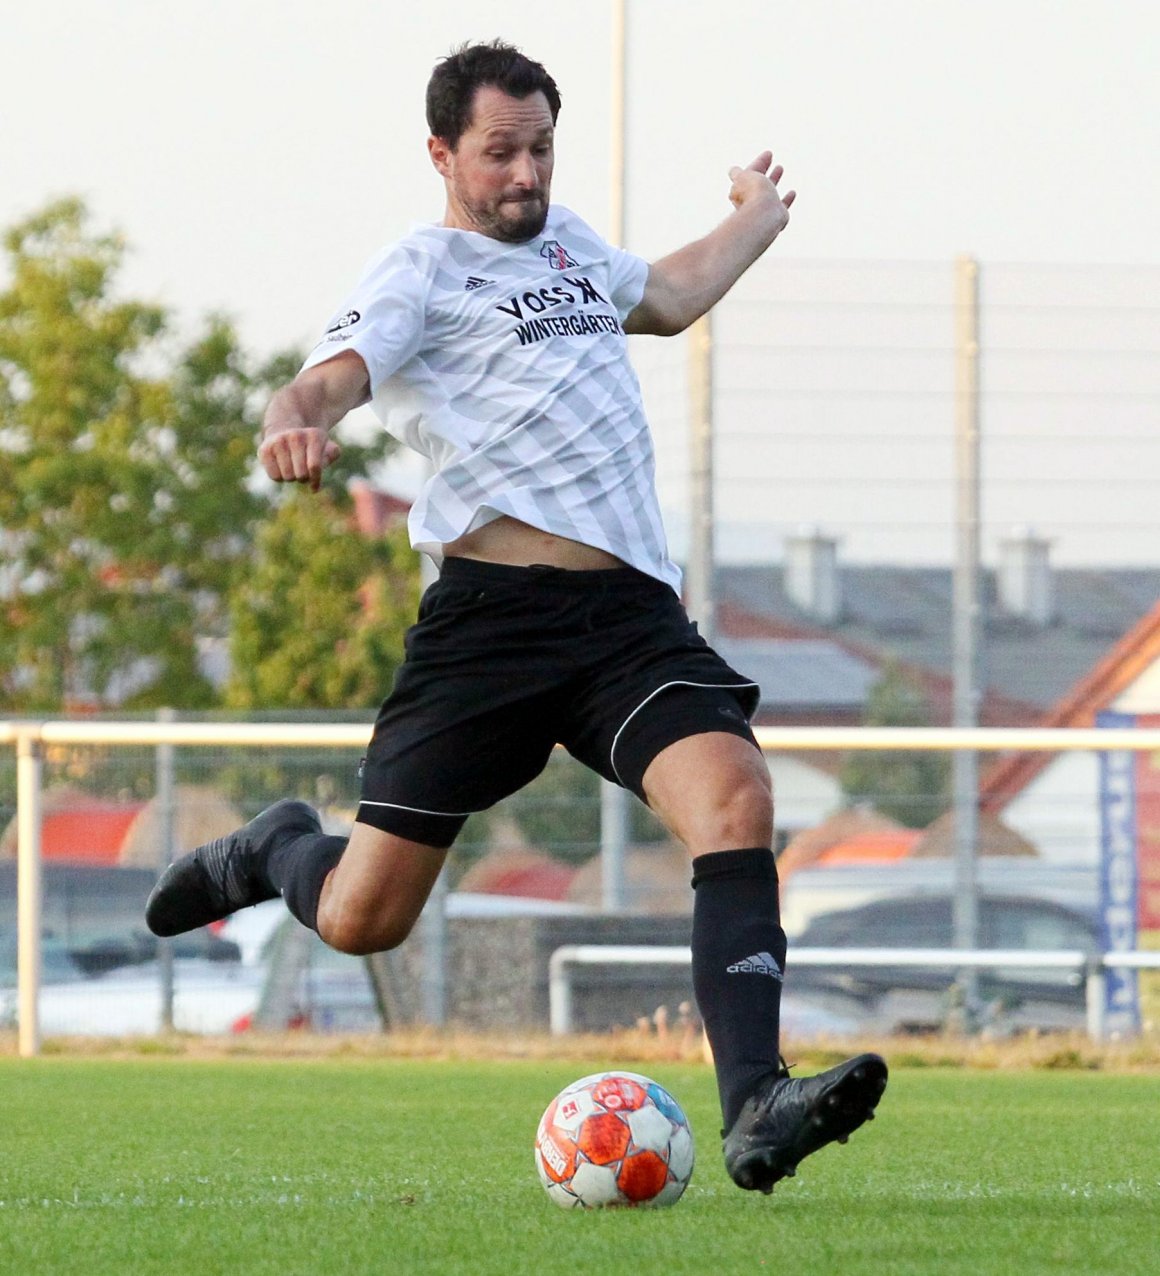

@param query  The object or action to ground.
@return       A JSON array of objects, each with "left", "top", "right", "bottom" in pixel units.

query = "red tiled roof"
[{"left": 350, "top": 480, "right": 411, "bottom": 537}]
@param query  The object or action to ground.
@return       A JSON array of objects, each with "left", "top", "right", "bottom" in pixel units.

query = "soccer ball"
[{"left": 534, "top": 1071, "right": 695, "bottom": 1209}]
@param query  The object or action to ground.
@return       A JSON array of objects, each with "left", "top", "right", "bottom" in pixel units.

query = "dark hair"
[{"left": 426, "top": 40, "right": 561, "bottom": 147}]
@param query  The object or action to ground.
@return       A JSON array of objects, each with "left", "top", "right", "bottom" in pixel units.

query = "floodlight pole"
[
  {"left": 952, "top": 255, "right": 982, "bottom": 1023},
  {"left": 600, "top": 0, "right": 631, "bottom": 912}
]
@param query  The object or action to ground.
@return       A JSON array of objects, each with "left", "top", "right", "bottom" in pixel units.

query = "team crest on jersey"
[{"left": 540, "top": 240, "right": 579, "bottom": 271}]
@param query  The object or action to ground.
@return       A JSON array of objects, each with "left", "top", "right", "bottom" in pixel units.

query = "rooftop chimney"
[
  {"left": 998, "top": 528, "right": 1054, "bottom": 626},
  {"left": 785, "top": 528, "right": 842, "bottom": 624}
]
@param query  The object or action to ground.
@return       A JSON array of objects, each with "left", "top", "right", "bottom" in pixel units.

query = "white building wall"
[
  {"left": 999, "top": 750, "right": 1102, "bottom": 865},
  {"left": 1112, "top": 662, "right": 1160, "bottom": 714},
  {"left": 999, "top": 655, "right": 1160, "bottom": 865},
  {"left": 766, "top": 755, "right": 843, "bottom": 833}
]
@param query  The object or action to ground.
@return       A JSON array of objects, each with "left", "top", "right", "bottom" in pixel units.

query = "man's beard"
[{"left": 462, "top": 190, "right": 549, "bottom": 243}]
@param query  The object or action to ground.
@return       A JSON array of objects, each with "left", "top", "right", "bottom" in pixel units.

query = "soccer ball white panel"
[
  {"left": 551, "top": 1088, "right": 602, "bottom": 1137},
  {"left": 667, "top": 1124, "right": 695, "bottom": 1182},
  {"left": 569, "top": 1161, "right": 623, "bottom": 1208},
  {"left": 625, "top": 1103, "right": 672, "bottom": 1152},
  {"left": 653, "top": 1176, "right": 690, "bottom": 1208},
  {"left": 544, "top": 1180, "right": 582, "bottom": 1210}
]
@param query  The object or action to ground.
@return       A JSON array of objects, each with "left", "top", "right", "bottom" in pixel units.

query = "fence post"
[
  {"left": 952, "top": 254, "right": 982, "bottom": 1023},
  {"left": 549, "top": 948, "right": 574, "bottom": 1035},
  {"left": 16, "top": 730, "right": 43, "bottom": 1058},
  {"left": 601, "top": 781, "right": 628, "bottom": 911},
  {"left": 155, "top": 707, "right": 177, "bottom": 1030},
  {"left": 1085, "top": 959, "right": 1107, "bottom": 1042}
]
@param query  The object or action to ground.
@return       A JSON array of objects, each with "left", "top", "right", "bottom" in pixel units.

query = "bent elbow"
[
  {"left": 654, "top": 313, "right": 691, "bottom": 337},
  {"left": 626, "top": 306, "right": 692, "bottom": 338}
]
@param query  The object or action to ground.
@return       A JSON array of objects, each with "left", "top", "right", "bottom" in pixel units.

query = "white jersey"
[{"left": 301, "top": 205, "right": 681, "bottom": 591}]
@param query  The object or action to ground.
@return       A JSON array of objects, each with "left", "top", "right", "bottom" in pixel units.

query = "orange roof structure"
[
  {"left": 778, "top": 807, "right": 908, "bottom": 878},
  {"left": 40, "top": 802, "right": 145, "bottom": 865},
  {"left": 815, "top": 831, "right": 922, "bottom": 866},
  {"left": 0, "top": 785, "right": 245, "bottom": 868}
]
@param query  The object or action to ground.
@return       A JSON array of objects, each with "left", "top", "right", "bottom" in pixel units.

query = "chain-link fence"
[{"left": 4, "top": 721, "right": 1160, "bottom": 1047}]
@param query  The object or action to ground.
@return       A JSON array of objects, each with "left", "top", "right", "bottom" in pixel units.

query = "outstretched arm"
[
  {"left": 257, "top": 350, "right": 370, "bottom": 491},
  {"left": 624, "top": 152, "right": 795, "bottom": 337}
]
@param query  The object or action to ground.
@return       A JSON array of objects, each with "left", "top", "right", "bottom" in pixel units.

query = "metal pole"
[
  {"left": 155, "top": 707, "right": 177, "bottom": 1030},
  {"left": 600, "top": 0, "right": 631, "bottom": 910},
  {"left": 608, "top": 0, "right": 627, "bottom": 248},
  {"left": 686, "top": 313, "right": 715, "bottom": 644},
  {"left": 952, "top": 255, "right": 981, "bottom": 1022},
  {"left": 16, "top": 731, "right": 43, "bottom": 1058},
  {"left": 417, "top": 551, "right": 448, "bottom": 1025},
  {"left": 600, "top": 777, "right": 628, "bottom": 911}
]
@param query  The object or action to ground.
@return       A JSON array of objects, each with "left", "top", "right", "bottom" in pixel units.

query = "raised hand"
[{"left": 727, "top": 151, "right": 796, "bottom": 228}]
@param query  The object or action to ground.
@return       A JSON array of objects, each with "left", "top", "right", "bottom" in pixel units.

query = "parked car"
[
  {"left": 785, "top": 894, "right": 1099, "bottom": 1033},
  {"left": 0, "top": 927, "right": 250, "bottom": 1036}
]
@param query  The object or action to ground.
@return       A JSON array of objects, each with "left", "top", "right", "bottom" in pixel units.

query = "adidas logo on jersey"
[
  {"left": 464, "top": 276, "right": 496, "bottom": 291},
  {"left": 726, "top": 951, "right": 784, "bottom": 979}
]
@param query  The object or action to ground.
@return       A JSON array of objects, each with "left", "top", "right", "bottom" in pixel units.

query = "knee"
[
  {"left": 317, "top": 905, "right": 414, "bottom": 956},
  {"left": 716, "top": 765, "right": 774, "bottom": 841},
  {"left": 674, "top": 763, "right": 773, "bottom": 853}
]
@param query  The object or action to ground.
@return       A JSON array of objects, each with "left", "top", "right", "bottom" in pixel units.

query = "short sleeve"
[
  {"left": 300, "top": 246, "right": 428, "bottom": 393},
  {"left": 606, "top": 244, "right": 649, "bottom": 321}
]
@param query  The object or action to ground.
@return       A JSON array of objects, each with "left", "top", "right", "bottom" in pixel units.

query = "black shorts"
[{"left": 356, "top": 557, "right": 760, "bottom": 847}]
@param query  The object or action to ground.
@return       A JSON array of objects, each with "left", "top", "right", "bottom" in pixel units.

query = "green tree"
[
  {"left": 225, "top": 489, "right": 419, "bottom": 709},
  {"left": 839, "top": 663, "right": 950, "bottom": 827},
  {"left": 0, "top": 198, "right": 288, "bottom": 710}
]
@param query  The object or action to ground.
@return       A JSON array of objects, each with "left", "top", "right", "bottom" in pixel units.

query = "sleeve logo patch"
[{"left": 326, "top": 309, "right": 362, "bottom": 333}]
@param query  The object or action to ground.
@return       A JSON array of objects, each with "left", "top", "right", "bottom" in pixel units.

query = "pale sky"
[{"left": 4, "top": 0, "right": 1158, "bottom": 566}]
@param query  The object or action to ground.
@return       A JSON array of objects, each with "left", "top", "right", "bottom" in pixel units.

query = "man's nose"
[{"left": 510, "top": 152, "right": 539, "bottom": 188}]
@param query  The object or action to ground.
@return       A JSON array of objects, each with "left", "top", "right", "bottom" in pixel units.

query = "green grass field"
[{"left": 0, "top": 1056, "right": 1156, "bottom": 1276}]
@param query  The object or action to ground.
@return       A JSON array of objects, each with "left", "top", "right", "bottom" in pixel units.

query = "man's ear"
[{"left": 428, "top": 135, "right": 454, "bottom": 178}]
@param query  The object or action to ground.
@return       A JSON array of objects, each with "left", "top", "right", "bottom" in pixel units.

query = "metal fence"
[
  {"left": 4, "top": 720, "right": 1160, "bottom": 1055},
  {"left": 546, "top": 944, "right": 1160, "bottom": 1041}
]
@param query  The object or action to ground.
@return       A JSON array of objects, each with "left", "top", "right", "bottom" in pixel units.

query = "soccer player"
[{"left": 147, "top": 40, "right": 886, "bottom": 1193}]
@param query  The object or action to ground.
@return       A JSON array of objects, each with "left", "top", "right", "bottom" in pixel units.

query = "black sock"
[
  {"left": 691, "top": 847, "right": 787, "bottom": 1132},
  {"left": 266, "top": 833, "right": 346, "bottom": 932}
]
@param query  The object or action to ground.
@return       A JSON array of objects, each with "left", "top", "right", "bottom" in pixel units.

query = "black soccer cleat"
[
  {"left": 145, "top": 799, "right": 321, "bottom": 937},
  {"left": 723, "top": 1053, "right": 888, "bottom": 1194}
]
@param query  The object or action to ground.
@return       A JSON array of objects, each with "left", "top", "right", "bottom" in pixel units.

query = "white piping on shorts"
[
  {"left": 358, "top": 799, "right": 477, "bottom": 819},
  {"left": 608, "top": 679, "right": 760, "bottom": 787}
]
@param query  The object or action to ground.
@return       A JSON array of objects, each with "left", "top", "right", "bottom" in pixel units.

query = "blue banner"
[{"left": 1097, "top": 710, "right": 1139, "bottom": 1034}]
